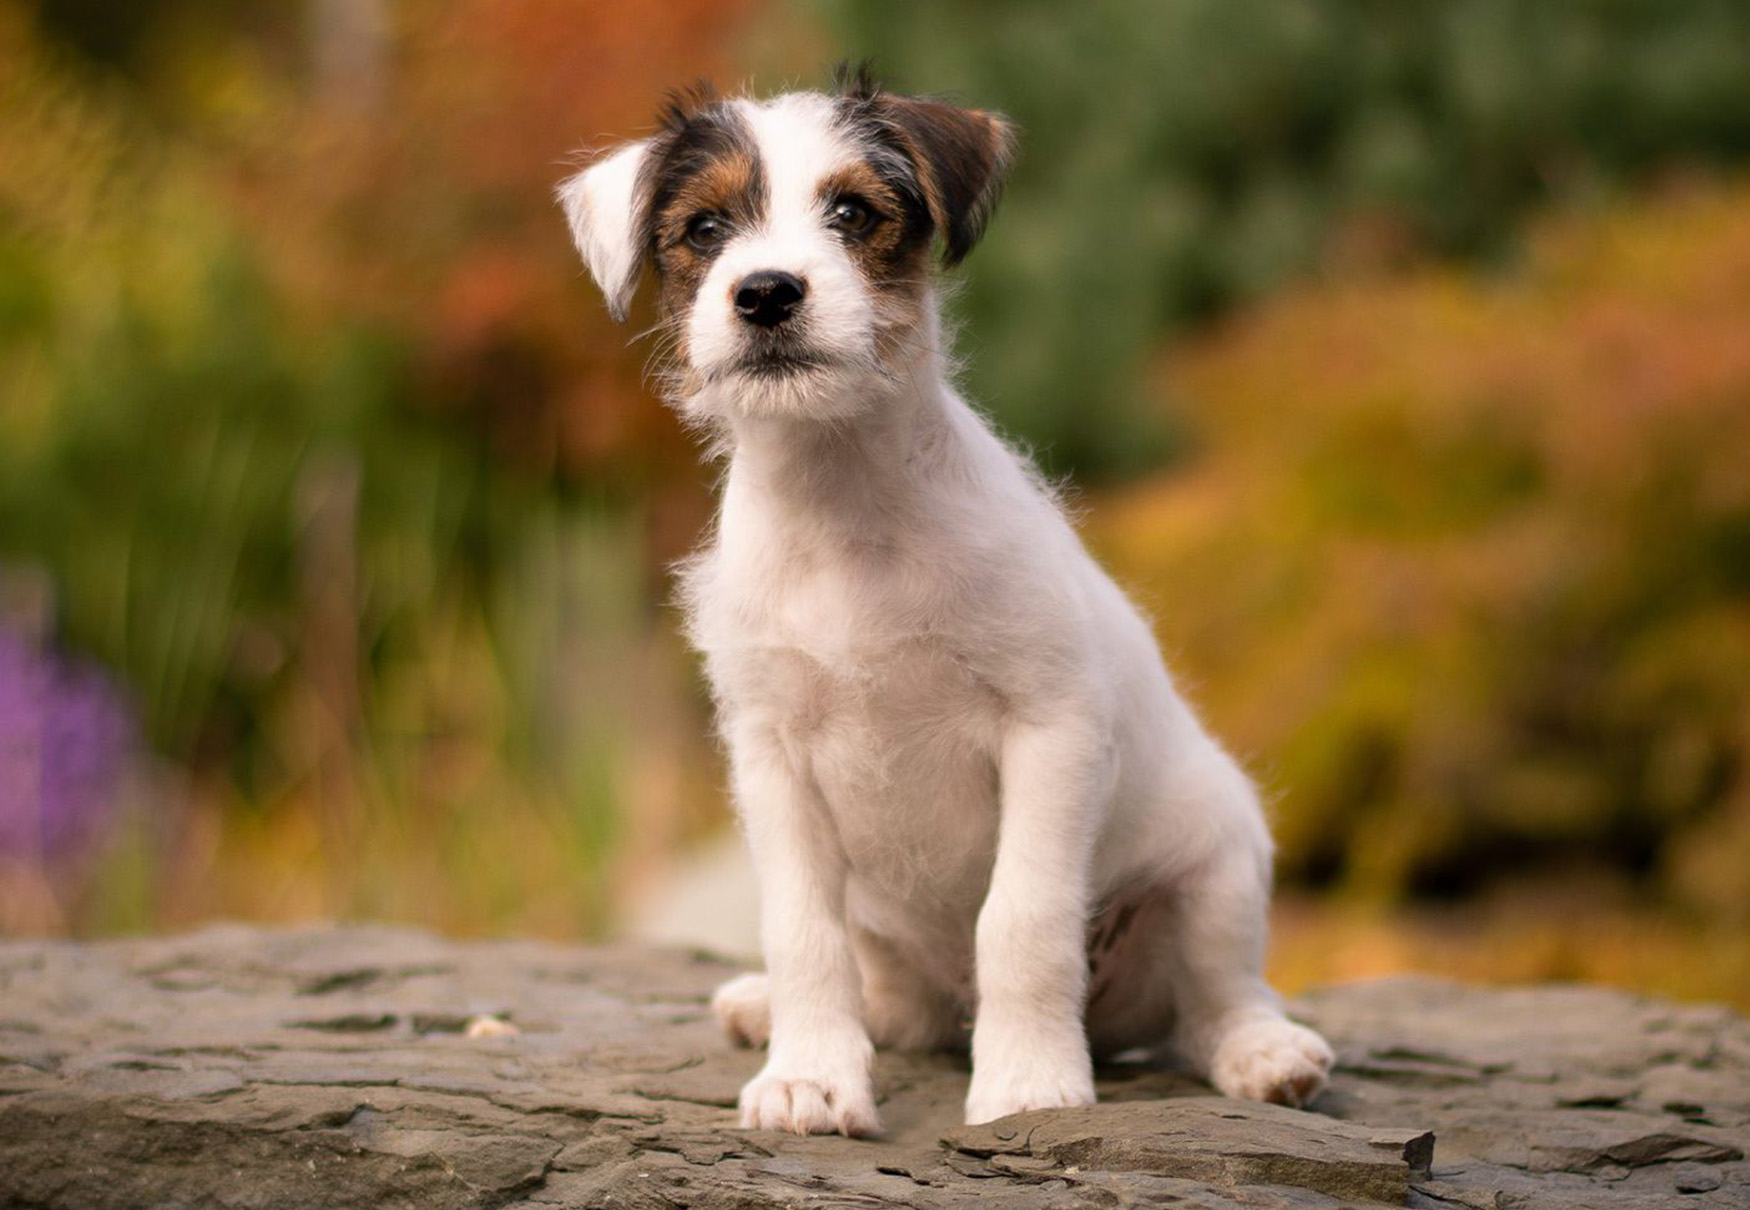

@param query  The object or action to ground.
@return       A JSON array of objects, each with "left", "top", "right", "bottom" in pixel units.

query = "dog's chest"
[
  {"left": 692, "top": 535, "right": 1005, "bottom": 905},
  {"left": 694, "top": 519, "right": 982, "bottom": 682}
]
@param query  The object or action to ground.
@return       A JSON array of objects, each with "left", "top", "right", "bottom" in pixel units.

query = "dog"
[{"left": 558, "top": 67, "right": 1334, "bottom": 1136}]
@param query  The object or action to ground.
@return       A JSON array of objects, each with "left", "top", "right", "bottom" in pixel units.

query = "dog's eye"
[
  {"left": 826, "top": 196, "right": 878, "bottom": 238},
  {"left": 685, "top": 213, "right": 728, "bottom": 251}
]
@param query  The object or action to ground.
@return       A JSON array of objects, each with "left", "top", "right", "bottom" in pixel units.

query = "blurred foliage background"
[{"left": 1, "top": 0, "right": 1746, "bottom": 1006}]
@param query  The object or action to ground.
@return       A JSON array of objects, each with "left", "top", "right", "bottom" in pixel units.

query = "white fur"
[
  {"left": 558, "top": 139, "right": 651, "bottom": 322},
  {"left": 564, "top": 89, "right": 1333, "bottom": 1136}
]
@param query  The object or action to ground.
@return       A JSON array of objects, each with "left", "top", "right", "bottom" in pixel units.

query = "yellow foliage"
[{"left": 1093, "top": 184, "right": 1750, "bottom": 938}]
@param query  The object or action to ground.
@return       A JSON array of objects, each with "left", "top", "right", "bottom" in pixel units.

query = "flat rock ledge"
[{"left": 2, "top": 927, "right": 1746, "bottom": 1209}]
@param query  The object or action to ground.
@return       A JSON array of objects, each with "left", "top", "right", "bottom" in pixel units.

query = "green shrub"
[{"left": 822, "top": 0, "right": 1750, "bottom": 480}]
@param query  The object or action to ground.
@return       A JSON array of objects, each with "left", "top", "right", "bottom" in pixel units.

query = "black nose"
[{"left": 734, "top": 271, "right": 806, "bottom": 328}]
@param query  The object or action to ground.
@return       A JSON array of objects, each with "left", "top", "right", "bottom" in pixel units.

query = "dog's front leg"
[
  {"left": 965, "top": 716, "right": 1103, "bottom": 1124},
  {"left": 729, "top": 723, "right": 879, "bottom": 1136}
]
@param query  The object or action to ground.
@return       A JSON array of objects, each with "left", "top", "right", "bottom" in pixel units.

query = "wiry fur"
[{"left": 558, "top": 71, "right": 1333, "bottom": 1136}]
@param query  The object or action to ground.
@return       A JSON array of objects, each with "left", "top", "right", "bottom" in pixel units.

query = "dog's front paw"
[
  {"left": 1209, "top": 1016, "right": 1334, "bottom": 1108},
  {"left": 738, "top": 1063, "right": 880, "bottom": 1136},
  {"left": 964, "top": 1061, "right": 1096, "bottom": 1124}
]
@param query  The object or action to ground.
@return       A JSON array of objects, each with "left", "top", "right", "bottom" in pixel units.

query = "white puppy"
[{"left": 559, "top": 69, "right": 1333, "bottom": 1136}]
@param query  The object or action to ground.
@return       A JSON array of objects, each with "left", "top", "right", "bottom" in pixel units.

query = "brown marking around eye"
[
  {"left": 637, "top": 101, "right": 766, "bottom": 327},
  {"left": 652, "top": 146, "right": 764, "bottom": 319},
  {"left": 818, "top": 159, "right": 932, "bottom": 363},
  {"left": 817, "top": 163, "right": 927, "bottom": 286}
]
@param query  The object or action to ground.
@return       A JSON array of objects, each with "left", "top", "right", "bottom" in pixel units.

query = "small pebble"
[
  {"left": 1675, "top": 1166, "right": 1722, "bottom": 1194},
  {"left": 464, "top": 1014, "right": 520, "bottom": 1039}
]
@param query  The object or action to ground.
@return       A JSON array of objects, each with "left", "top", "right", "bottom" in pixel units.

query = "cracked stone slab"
[
  {"left": 945, "top": 1099, "right": 1435, "bottom": 1203},
  {"left": 0, "top": 926, "right": 1744, "bottom": 1208}
]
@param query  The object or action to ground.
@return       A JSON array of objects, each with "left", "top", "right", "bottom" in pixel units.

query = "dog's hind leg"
[
  {"left": 1151, "top": 755, "right": 1334, "bottom": 1107},
  {"left": 711, "top": 929, "right": 963, "bottom": 1054},
  {"left": 1164, "top": 853, "right": 1333, "bottom": 1107},
  {"left": 853, "top": 926, "right": 965, "bottom": 1052}
]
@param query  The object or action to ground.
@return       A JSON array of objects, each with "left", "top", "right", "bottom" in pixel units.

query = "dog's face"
[{"left": 559, "top": 72, "right": 1014, "bottom": 421}]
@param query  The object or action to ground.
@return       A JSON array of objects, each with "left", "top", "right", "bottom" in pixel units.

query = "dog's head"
[{"left": 558, "top": 67, "right": 1014, "bottom": 420}]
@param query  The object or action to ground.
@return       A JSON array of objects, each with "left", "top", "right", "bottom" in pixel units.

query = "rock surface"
[{"left": 0, "top": 926, "right": 1745, "bottom": 1208}]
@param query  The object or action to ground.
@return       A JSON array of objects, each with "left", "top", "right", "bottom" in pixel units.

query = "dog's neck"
[{"left": 717, "top": 307, "right": 960, "bottom": 536}]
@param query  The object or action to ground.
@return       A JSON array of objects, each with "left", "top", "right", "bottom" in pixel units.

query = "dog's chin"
[{"left": 687, "top": 350, "right": 875, "bottom": 422}]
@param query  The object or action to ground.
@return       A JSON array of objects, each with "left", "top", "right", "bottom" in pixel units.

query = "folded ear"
[
  {"left": 557, "top": 139, "right": 655, "bottom": 322},
  {"left": 880, "top": 97, "right": 1016, "bottom": 266}
]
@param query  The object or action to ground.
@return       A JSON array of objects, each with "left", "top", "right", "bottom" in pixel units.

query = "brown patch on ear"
[
  {"left": 658, "top": 79, "right": 720, "bottom": 133},
  {"left": 876, "top": 97, "right": 1015, "bottom": 266}
]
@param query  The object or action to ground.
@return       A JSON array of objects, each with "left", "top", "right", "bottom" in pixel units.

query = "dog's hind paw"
[
  {"left": 711, "top": 972, "right": 771, "bottom": 1048},
  {"left": 1208, "top": 1016, "right": 1334, "bottom": 1108}
]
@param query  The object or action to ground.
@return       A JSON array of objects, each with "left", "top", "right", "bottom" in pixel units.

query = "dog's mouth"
[{"left": 734, "top": 350, "right": 829, "bottom": 378}]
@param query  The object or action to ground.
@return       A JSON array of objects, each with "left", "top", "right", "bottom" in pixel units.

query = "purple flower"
[{"left": 0, "top": 628, "right": 135, "bottom": 865}]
